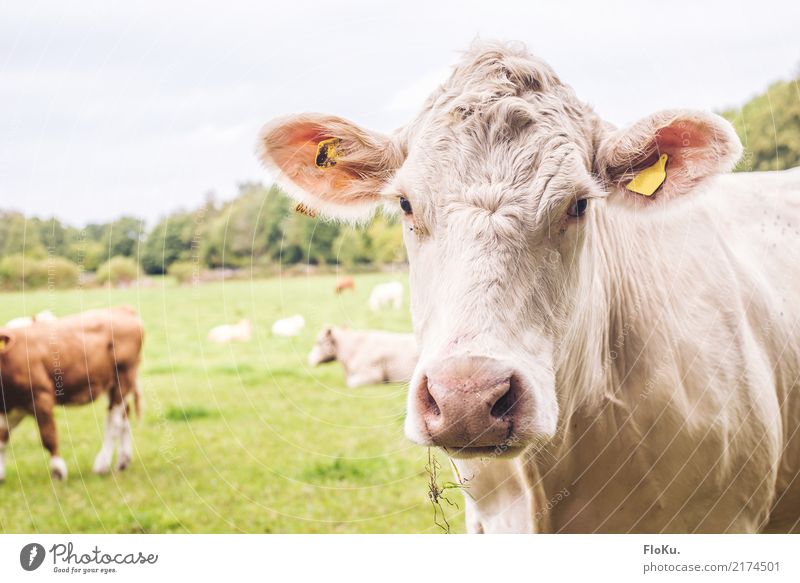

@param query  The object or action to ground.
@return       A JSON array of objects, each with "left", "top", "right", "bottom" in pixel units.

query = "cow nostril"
[
  {"left": 490, "top": 379, "right": 516, "bottom": 419},
  {"left": 423, "top": 376, "right": 441, "bottom": 416}
]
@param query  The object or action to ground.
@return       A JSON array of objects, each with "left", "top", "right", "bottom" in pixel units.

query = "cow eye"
[
  {"left": 399, "top": 196, "right": 413, "bottom": 215},
  {"left": 567, "top": 198, "right": 588, "bottom": 217}
]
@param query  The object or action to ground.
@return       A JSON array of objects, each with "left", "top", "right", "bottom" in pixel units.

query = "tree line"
[
  {"left": 0, "top": 183, "right": 405, "bottom": 290},
  {"left": 722, "top": 74, "right": 800, "bottom": 172}
]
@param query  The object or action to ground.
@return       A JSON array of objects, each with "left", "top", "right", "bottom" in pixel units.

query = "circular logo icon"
[{"left": 20, "top": 543, "right": 46, "bottom": 571}]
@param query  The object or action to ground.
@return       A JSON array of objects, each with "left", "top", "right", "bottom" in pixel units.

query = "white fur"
[
  {"left": 454, "top": 458, "right": 533, "bottom": 533},
  {"left": 368, "top": 282, "right": 403, "bottom": 312},
  {"left": 5, "top": 310, "right": 57, "bottom": 329},
  {"left": 117, "top": 413, "right": 133, "bottom": 471},
  {"left": 271, "top": 315, "right": 305, "bottom": 337},
  {"left": 92, "top": 404, "right": 126, "bottom": 474},
  {"left": 49, "top": 456, "right": 67, "bottom": 480},
  {"left": 208, "top": 319, "right": 253, "bottom": 343},
  {"left": 35, "top": 310, "right": 57, "bottom": 323}
]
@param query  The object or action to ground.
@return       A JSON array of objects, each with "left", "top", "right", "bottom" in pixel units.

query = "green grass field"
[{"left": 0, "top": 273, "right": 464, "bottom": 533}]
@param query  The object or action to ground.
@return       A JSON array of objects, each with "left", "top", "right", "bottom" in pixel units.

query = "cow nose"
[{"left": 416, "top": 356, "right": 520, "bottom": 448}]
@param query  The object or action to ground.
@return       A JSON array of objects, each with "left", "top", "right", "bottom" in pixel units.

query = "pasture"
[{"left": 0, "top": 273, "right": 463, "bottom": 533}]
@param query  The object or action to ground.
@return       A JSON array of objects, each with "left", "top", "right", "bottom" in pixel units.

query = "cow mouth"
[{"left": 441, "top": 444, "right": 527, "bottom": 460}]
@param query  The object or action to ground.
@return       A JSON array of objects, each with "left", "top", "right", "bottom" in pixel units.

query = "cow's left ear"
[
  {"left": 596, "top": 110, "right": 742, "bottom": 203},
  {"left": 258, "top": 114, "right": 404, "bottom": 221}
]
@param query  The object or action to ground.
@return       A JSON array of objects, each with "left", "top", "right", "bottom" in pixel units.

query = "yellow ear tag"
[
  {"left": 626, "top": 153, "right": 668, "bottom": 196},
  {"left": 315, "top": 138, "right": 340, "bottom": 169},
  {"left": 295, "top": 202, "right": 317, "bottom": 218}
]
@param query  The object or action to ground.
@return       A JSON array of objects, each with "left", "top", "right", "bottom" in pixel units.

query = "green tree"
[
  {"left": 141, "top": 212, "right": 198, "bottom": 274},
  {"left": 95, "top": 256, "right": 141, "bottom": 286},
  {"left": 722, "top": 76, "right": 800, "bottom": 172}
]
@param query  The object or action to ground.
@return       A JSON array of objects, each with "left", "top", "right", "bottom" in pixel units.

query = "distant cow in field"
[
  {"left": 308, "top": 326, "right": 417, "bottom": 387},
  {"left": 272, "top": 314, "right": 305, "bottom": 337},
  {"left": 0, "top": 306, "right": 144, "bottom": 481},
  {"left": 368, "top": 282, "right": 403, "bottom": 311},
  {"left": 260, "top": 41, "right": 800, "bottom": 532},
  {"left": 5, "top": 310, "right": 57, "bottom": 329},
  {"left": 335, "top": 276, "right": 355, "bottom": 294},
  {"left": 208, "top": 319, "right": 253, "bottom": 343}
]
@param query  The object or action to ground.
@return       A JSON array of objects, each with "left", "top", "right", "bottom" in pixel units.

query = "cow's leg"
[
  {"left": 92, "top": 402, "right": 125, "bottom": 475},
  {"left": 115, "top": 369, "right": 138, "bottom": 471},
  {"left": 116, "top": 401, "right": 133, "bottom": 471},
  {"left": 32, "top": 393, "right": 67, "bottom": 480},
  {"left": 0, "top": 410, "right": 26, "bottom": 482}
]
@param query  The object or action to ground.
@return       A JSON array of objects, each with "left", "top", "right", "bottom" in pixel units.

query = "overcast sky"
[{"left": 1, "top": 0, "right": 798, "bottom": 225}]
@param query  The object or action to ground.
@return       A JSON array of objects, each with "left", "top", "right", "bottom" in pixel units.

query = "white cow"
[
  {"left": 260, "top": 41, "right": 800, "bottom": 533},
  {"left": 271, "top": 314, "right": 305, "bottom": 337},
  {"left": 208, "top": 319, "right": 253, "bottom": 343},
  {"left": 308, "top": 326, "right": 418, "bottom": 387},
  {"left": 368, "top": 281, "right": 403, "bottom": 311},
  {"left": 5, "top": 310, "right": 57, "bottom": 329}
]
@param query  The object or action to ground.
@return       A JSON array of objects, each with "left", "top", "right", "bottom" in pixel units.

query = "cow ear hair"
[
  {"left": 596, "top": 110, "right": 742, "bottom": 204},
  {"left": 258, "top": 114, "right": 404, "bottom": 222}
]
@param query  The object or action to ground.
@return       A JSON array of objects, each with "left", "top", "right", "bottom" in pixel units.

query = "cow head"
[
  {"left": 260, "top": 42, "right": 741, "bottom": 458},
  {"left": 308, "top": 326, "right": 338, "bottom": 366}
]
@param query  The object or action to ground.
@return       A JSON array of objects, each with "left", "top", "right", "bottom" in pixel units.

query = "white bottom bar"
[{"left": 1, "top": 534, "right": 798, "bottom": 582}]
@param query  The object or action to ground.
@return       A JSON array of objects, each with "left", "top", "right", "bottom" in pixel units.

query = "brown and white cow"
[
  {"left": 335, "top": 276, "right": 356, "bottom": 294},
  {"left": 0, "top": 306, "right": 144, "bottom": 481},
  {"left": 259, "top": 41, "right": 800, "bottom": 533}
]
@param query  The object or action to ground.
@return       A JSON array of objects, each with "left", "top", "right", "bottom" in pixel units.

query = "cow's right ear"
[
  {"left": 596, "top": 110, "right": 742, "bottom": 205},
  {"left": 258, "top": 114, "right": 404, "bottom": 221}
]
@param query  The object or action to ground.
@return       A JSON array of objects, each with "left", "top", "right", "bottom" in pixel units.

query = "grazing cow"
[
  {"left": 208, "top": 319, "right": 253, "bottom": 344},
  {"left": 272, "top": 314, "right": 305, "bottom": 337},
  {"left": 259, "top": 41, "right": 800, "bottom": 533},
  {"left": 0, "top": 306, "right": 144, "bottom": 481},
  {"left": 5, "top": 310, "right": 57, "bottom": 329},
  {"left": 308, "top": 326, "right": 418, "bottom": 387},
  {"left": 335, "top": 276, "right": 355, "bottom": 294},
  {"left": 368, "top": 281, "right": 403, "bottom": 311}
]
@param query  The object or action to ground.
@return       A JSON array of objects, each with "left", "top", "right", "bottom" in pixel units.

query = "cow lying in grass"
[
  {"left": 5, "top": 310, "right": 57, "bottom": 329},
  {"left": 0, "top": 306, "right": 144, "bottom": 481},
  {"left": 208, "top": 319, "right": 253, "bottom": 344},
  {"left": 308, "top": 326, "right": 417, "bottom": 388},
  {"left": 368, "top": 282, "right": 403, "bottom": 311},
  {"left": 261, "top": 41, "right": 800, "bottom": 532}
]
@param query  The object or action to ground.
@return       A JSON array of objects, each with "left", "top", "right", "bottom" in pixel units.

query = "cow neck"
[{"left": 555, "top": 202, "right": 669, "bottom": 422}]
